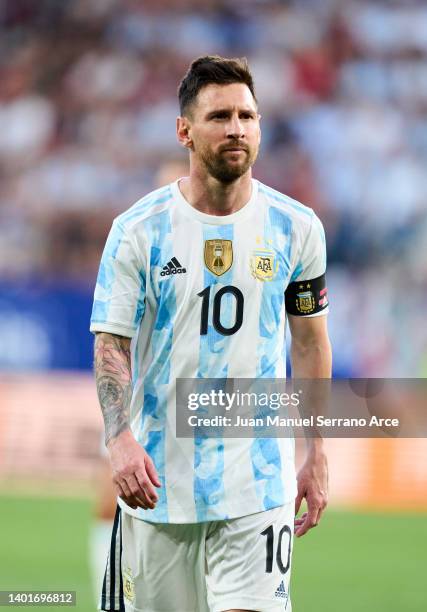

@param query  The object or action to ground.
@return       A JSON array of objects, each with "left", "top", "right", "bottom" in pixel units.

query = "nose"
[{"left": 226, "top": 114, "right": 245, "bottom": 140}]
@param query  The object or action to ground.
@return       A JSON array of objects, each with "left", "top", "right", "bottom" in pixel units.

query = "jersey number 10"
[{"left": 197, "top": 285, "right": 244, "bottom": 336}]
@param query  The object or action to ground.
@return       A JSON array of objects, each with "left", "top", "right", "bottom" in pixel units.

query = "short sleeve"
[
  {"left": 285, "top": 213, "right": 329, "bottom": 317},
  {"left": 90, "top": 220, "right": 146, "bottom": 337}
]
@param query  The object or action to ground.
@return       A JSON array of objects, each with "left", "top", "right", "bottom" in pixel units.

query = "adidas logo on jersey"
[
  {"left": 160, "top": 257, "right": 187, "bottom": 277},
  {"left": 274, "top": 580, "right": 288, "bottom": 599}
]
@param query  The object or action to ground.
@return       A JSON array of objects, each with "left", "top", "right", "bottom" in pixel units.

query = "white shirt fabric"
[{"left": 90, "top": 178, "right": 328, "bottom": 523}]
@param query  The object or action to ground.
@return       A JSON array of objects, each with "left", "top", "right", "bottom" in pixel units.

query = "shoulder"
[
  {"left": 257, "top": 181, "right": 315, "bottom": 229},
  {"left": 113, "top": 184, "right": 174, "bottom": 233}
]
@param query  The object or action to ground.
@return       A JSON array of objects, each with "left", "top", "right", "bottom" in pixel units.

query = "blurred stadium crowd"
[{"left": 1, "top": 0, "right": 426, "bottom": 376}]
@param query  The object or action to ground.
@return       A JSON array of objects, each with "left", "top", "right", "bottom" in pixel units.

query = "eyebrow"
[{"left": 205, "top": 108, "right": 257, "bottom": 119}]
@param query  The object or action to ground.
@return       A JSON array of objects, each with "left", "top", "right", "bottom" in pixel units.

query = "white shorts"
[{"left": 100, "top": 503, "right": 293, "bottom": 612}]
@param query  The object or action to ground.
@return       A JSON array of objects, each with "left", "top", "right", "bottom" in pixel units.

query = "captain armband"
[{"left": 285, "top": 273, "right": 329, "bottom": 316}]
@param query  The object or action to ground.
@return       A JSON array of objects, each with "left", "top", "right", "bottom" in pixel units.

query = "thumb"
[{"left": 145, "top": 455, "right": 161, "bottom": 487}]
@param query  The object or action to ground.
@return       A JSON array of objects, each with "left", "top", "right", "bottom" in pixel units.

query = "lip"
[{"left": 222, "top": 148, "right": 247, "bottom": 152}]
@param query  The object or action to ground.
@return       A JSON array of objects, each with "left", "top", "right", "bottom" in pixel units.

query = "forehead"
[{"left": 193, "top": 82, "right": 257, "bottom": 115}]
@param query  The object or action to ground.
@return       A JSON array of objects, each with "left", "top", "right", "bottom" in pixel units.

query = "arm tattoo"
[{"left": 94, "top": 333, "right": 132, "bottom": 445}]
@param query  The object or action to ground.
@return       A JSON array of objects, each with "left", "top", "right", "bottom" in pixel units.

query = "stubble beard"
[{"left": 199, "top": 143, "right": 259, "bottom": 184}]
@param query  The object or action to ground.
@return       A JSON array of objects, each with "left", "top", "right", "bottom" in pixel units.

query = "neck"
[{"left": 179, "top": 164, "right": 253, "bottom": 216}]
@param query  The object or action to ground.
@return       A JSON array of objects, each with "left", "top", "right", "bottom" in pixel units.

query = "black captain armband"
[{"left": 285, "top": 273, "right": 329, "bottom": 316}]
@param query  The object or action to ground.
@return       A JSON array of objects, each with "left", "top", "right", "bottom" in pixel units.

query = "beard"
[{"left": 197, "top": 140, "right": 258, "bottom": 184}]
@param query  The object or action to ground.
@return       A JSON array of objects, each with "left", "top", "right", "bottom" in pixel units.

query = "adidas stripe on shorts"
[{"left": 100, "top": 502, "right": 293, "bottom": 612}]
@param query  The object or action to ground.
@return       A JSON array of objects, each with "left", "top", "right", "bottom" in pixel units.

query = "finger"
[
  {"left": 316, "top": 505, "right": 326, "bottom": 525},
  {"left": 294, "top": 490, "right": 304, "bottom": 516},
  {"left": 116, "top": 479, "right": 140, "bottom": 510},
  {"left": 314, "top": 495, "right": 328, "bottom": 526},
  {"left": 117, "top": 491, "right": 139, "bottom": 510},
  {"left": 118, "top": 486, "right": 148, "bottom": 510},
  {"left": 145, "top": 456, "right": 162, "bottom": 488},
  {"left": 295, "top": 517, "right": 310, "bottom": 537},
  {"left": 294, "top": 512, "right": 307, "bottom": 528},
  {"left": 132, "top": 496, "right": 150, "bottom": 510},
  {"left": 135, "top": 470, "right": 159, "bottom": 504},
  {"left": 126, "top": 474, "right": 155, "bottom": 509},
  {"left": 119, "top": 494, "right": 143, "bottom": 510},
  {"left": 295, "top": 503, "right": 319, "bottom": 537},
  {"left": 116, "top": 478, "right": 133, "bottom": 500},
  {"left": 294, "top": 513, "right": 307, "bottom": 533}
]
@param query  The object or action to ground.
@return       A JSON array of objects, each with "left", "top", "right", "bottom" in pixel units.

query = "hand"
[
  {"left": 107, "top": 430, "right": 161, "bottom": 510},
  {"left": 294, "top": 445, "right": 328, "bottom": 537}
]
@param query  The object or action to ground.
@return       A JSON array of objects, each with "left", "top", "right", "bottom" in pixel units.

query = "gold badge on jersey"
[
  {"left": 250, "top": 249, "right": 279, "bottom": 281},
  {"left": 296, "top": 284, "right": 315, "bottom": 313},
  {"left": 123, "top": 566, "right": 135, "bottom": 603},
  {"left": 204, "top": 240, "right": 233, "bottom": 276}
]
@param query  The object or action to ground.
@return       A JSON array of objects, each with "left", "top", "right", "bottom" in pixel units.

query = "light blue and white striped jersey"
[{"left": 90, "top": 178, "right": 328, "bottom": 523}]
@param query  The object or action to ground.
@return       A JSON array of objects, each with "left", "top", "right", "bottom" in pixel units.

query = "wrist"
[
  {"left": 306, "top": 438, "right": 326, "bottom": 458},
  {"left": 106, "top": 427, "right": 132, "bottom": 450}
]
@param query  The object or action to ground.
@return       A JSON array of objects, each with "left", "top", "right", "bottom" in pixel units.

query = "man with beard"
[{"left": 91, "top": 56, "right": 331, "bottom": 612}]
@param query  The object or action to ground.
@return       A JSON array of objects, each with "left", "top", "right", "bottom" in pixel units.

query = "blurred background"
[{"left": 0, "top": 0, "right": 426, "bottom": 610}]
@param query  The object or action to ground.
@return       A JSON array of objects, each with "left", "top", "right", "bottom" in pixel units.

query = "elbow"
[
  {"left": 291, "top": 337, "right": 332, "bottom": 376},
  {"left": 292, "top": 336, "right": 331, "bottom": 358}
]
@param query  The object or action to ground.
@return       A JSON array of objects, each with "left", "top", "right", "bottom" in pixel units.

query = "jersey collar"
[{"left": 171, "top": 178, "right": 258, "bottom": 225}]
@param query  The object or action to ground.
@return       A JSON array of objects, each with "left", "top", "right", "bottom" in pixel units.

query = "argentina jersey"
[{"left": 90, "top": 178, "right": 329, "bottom": 523}]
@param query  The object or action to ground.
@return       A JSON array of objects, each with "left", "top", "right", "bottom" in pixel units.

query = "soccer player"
[{"left": 91, "top": 56, "right": 331, "bottom": 612}]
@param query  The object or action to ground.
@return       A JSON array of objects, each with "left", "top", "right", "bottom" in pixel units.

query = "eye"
[
  {"left": 211, "top": 111, "right": 228, "bottom": 120},
  {"left": 240, "top": 112, "right": 255, "bottom": 120}
]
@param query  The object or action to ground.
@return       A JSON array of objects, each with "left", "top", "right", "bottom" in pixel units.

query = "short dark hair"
[{"left": 178, "top": 55, "right": 257, "bottom": 116}]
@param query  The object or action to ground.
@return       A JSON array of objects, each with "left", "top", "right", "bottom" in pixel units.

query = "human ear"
[{"left": 176, "top": 116, "right": 193, "bottom": 149}]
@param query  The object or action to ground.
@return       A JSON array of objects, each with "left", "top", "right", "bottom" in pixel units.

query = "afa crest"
[
  {"left": 250, "top": 250, "right": 279, "bottom": 281},
  {"left": 204, "top": 240, "right": 233, "bottom": 276},
  {"left": 123, "top": 566, "right": 135, "bottom": 603},
  {"left": 296, "top": 289, "right": 315, "bottom": 313}
]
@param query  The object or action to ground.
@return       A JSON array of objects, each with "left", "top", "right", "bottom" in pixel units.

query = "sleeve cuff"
[{"left": 89, "top": 321, "right": 136, "bottom": 338}]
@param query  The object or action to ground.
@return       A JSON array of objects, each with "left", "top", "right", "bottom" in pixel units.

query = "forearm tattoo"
[{"left": 94, "top": 333, "right": 132, "bottom": 444}]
